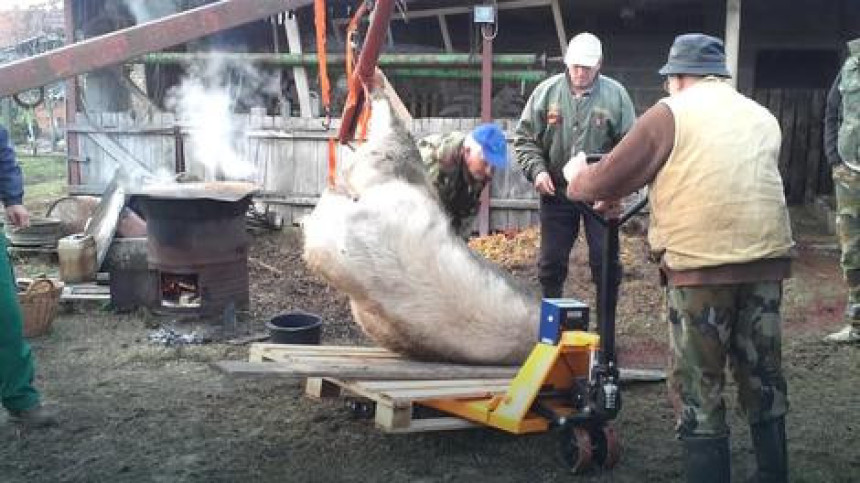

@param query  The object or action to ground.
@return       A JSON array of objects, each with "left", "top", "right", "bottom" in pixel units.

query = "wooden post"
[
  {"left": 725, "top": 0, "right": 741, "bottom": 88},
  {"left": 284, "top": 11, "right": 314, "bottom": 117},
  {"left": 437, "top": 15, "right": 453, "bottom": 53},
  {"left": 551, "top": 0, "right": 567, "bottom": 56},
  {"left": 64, "top": 0, "right": 81, "bottom": 185}
]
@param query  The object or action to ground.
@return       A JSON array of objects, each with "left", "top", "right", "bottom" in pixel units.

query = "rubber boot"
[
  {"left": 750, "top": 417, "right": 788, "bottom": 483},
  {"left": 683, "top": 436, "right": 731, "bottom": 483}
]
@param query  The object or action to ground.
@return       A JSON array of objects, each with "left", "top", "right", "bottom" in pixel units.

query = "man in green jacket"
[
  {"left": 514, "top": 32, "right": 635, "bottom": 302},
  {"left": 1, "top": 124, "right": 57, "bottom": 429},
  {"left": 418, "top": 123, "right": 508, "bottom": 239}
]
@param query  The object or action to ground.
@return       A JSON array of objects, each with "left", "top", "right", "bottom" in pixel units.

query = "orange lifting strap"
[
  {"left": 314, "top": 0, "right": 337, "bottom": 187},
  {"left": 316, "top": 0, "right": 374, "bottom": 187}
]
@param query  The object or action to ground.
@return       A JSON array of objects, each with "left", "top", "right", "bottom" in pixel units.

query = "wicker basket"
[{"left": 17, "top": 278, "right": 64, "bottom": 338}]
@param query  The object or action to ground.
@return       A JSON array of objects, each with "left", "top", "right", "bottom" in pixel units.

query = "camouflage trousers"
[
  {"left": 833, "top": 163, "right": 860, "bottom": 323},
  {"left": 666, "top": 282, "right": 788, "bottom": 438}
]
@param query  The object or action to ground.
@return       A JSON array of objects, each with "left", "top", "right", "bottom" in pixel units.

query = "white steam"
[{"left": 166, "top": 55, "right": 279, "bottom": 181}]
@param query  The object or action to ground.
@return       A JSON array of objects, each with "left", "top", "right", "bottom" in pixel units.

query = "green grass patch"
[{"left": 16, "top": 154, "right": 67, "bottom": 212}]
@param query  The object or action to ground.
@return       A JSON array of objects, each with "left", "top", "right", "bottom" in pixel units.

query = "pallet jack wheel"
[
  {"left": 560, "top": 426, "right": 594, "bottom": 473},
  {"left": 592, "top": 424, "right": 622, "bottom": 469},
  {"left": 345, "top": 398, "right": 376, "bottom": 419}
]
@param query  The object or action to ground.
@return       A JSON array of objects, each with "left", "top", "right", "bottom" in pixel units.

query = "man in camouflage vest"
[
  {"left": 417, "top": 123, "right": 508, "bottom": 239},
  {"left": 565, "top": 34, "right": 793, "bottom": 483},
  {"left": 824, "top": 37, "right": 860, "bottom": 344}
]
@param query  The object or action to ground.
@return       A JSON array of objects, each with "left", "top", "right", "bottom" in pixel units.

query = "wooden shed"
[{"left": 62, "top": 0, "right": 860, "bottom": 232}]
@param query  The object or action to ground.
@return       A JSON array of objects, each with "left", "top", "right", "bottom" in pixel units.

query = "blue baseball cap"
[
  {"left": 658, "top": 33, "right": 731, "bottom": 77},
  {"left": 470, "top": 123, "right": 508, "bottom": 169}
]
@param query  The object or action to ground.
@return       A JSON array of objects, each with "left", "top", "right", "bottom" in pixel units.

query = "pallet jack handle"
[{"left": 573, "top": 155, "right": 648, "bottom": 418}]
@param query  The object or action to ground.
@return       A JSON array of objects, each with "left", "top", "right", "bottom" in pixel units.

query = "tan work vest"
[{"left": 649, "top": 78, "right": 794, "bottom": 270}]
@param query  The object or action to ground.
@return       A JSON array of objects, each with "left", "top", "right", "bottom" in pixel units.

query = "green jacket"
[
  {"left": 418, "top": 131, "right": 487, "bottom": 238},
  {"left": 514, "top": 73, "right": 635, "bottom": 194}
]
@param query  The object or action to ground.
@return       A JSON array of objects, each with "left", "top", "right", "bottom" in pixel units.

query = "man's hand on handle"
[
  {"left": 534, "top": 171, "right": 556, "bottom": 196},
  {"left": 5, "top": 205, "right": 30, "bottom": 229}
]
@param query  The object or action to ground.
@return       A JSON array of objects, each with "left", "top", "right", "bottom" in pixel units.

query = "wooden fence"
[
  {"left": 752, "top": 88, "right": 833, "bottom": 204},
  {"left": 68, "top": 113, "right": 540, "bottom": 231}
]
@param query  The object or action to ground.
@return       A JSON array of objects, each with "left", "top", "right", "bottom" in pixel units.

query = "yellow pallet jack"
[{"left": 420, "top": 176, "right": 647, "bottom": 473}]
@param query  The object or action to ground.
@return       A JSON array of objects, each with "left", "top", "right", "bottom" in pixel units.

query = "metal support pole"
[
  {"left": 478, "top": 24, "right": 493, "bottom": 237},
  {"left": 725, "top": 0, "right": 741, "bottom": 88}
]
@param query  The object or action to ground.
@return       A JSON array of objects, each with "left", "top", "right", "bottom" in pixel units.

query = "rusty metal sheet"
[
  {"left": 84, "top": 174, "right": 127, "bottom": 270},
  {"left": 132, "top": 181, "right": 258, "bottom": 202},
  {"left": 0, "top": 0, "right": 312, "bottom": 97}
]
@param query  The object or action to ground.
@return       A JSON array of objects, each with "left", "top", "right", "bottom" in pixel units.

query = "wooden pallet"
[
  {"left": 306, "top": 376, "right": 511, "bottom": 433},
  {"left": 214, "top": 343, "right": 666, "bottom": 434}
]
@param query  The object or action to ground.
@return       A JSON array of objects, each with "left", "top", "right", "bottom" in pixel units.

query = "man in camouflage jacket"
[
  {"left": 417, "top": 123, "right": 508, "bottom": 239},
  {"left": 824, "top": 37, "right": 860, "bottom": 344}
]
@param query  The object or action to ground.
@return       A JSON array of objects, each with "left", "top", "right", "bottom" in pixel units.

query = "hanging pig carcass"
[{"left": 302, "top": 90, "right": 540, "bottom": 365}]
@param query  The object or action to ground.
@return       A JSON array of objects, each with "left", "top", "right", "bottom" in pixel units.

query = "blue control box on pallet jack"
[{"left": 539, "top": 299, "right": 590, "bottom": 345}]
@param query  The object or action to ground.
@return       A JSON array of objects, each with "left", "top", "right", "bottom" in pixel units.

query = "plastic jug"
[{"left": 57, "top": 234, "right": 97, "bottom": 283}]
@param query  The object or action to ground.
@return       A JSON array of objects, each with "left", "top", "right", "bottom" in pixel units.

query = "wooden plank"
[
  {"left": 777, "top": 89, "right": 795, "bottom": 184},
  {"left": 550, "top": 0, "right": 566, "bottom": 57},
  {"left": 806, "top": 90, "right": 826, "bottom": 202},
  {"left": 374, "top": 401, "right": 414, "bottom": 431},
  {"left": 383, "top": 416, "right": 480, "bottom": 433},
  {"left": 305, "top": 377, "right": 343, "bottom": 398},
  {"left": 437, "top": 15, "right": 452, "bottom": 53},
  {"left": 334, "top": 0, "right": 552, "bottom": 23},
  {"left": 212, "top": 361, "right": 519, "bottom": 380},
  {"left": 250, "top": 343, "right": 396, "bottom": 356},
  {"left": 355, "top": 378, "right": 513, "bottom": 391},
  {"left": 788, "top": 90, "right": 811, "bottom": 204},
  {"left": 284, "top": 12, "right": 313, "bottom": 118}
]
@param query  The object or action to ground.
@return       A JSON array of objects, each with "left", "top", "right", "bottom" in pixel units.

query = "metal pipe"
[
  {"left": 478, "top": 25, "right": 493, "bottom": 236},
  {"left": 385, "top": 68, "right": 546, "bottom": 83},
  {"left": 338, "top": 0, "right": 397, "bottom": 143},
  {"left": 137, "top": 52, "right": 545, "bottom": 68}
]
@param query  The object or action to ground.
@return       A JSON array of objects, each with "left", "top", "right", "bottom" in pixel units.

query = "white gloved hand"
[{"left": 563, "top": 151, "right": 588, "bottom": 184}]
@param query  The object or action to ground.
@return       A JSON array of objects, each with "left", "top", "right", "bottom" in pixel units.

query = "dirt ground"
[{"left": 2, "top": 207, "right": 859, "bottom": 483}]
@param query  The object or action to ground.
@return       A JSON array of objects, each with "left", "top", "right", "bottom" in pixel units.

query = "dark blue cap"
[
  {"left": 471, "top": 123, "right": 508, "bottom": 169},
  {"left": 659, "top": 33, "right": 731, "bottom": 77}
]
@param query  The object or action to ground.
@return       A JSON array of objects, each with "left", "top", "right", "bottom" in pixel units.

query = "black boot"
[
  {"left": 750, "top": 417, "right": 788, "bottom": 483},
  {"left": 683, "top": 436, "right": 731, "bottom": 483}
]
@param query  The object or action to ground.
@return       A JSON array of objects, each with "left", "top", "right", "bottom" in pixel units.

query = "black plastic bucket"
[{"left": 266, "top": 312, "right": 322, "bottom": 345}]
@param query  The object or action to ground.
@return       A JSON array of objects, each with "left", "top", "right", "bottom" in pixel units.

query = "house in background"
[{"left": 19, "top": 0, "right": 859, "bottom": 229}]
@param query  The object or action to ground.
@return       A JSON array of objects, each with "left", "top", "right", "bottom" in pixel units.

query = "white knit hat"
[{"left": 564, "top": 32, "right": 603, "bottom": 68}]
